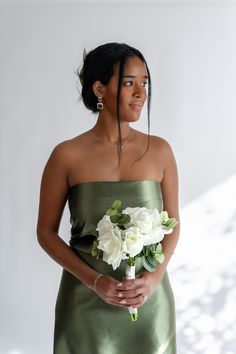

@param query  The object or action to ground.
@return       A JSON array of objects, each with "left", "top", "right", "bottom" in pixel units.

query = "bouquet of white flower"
[{"left": 92, "top": 200, "right": 179, "bottom": 321}]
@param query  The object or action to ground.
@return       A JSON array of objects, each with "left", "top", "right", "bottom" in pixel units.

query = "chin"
[{"left": 120, "top": 111, "right": 142, "bottom": 123}]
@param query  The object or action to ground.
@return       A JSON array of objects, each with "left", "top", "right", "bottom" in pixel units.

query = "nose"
[{"left": 133, "top": 84, "right": 145, "bottom": 99}]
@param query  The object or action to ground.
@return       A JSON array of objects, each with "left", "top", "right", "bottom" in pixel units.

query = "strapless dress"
[{"left": 53, "top": 180, "right": 176, "bottom": 354}]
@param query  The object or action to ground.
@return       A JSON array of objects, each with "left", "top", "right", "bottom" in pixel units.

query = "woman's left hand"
[{"left": 115, "top": 271, "right": 163, "bottom": 309}]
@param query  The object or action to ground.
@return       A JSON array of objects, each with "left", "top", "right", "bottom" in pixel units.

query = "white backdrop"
[{"left": 0, "top": 1, "right": 236, "bottom": 353}]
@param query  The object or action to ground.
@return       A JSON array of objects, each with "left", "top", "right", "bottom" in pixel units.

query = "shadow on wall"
[{"left": 169, "top": 174, "right": 236, "bottom": 354}]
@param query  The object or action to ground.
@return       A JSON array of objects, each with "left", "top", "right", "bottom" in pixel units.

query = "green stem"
[
  {"left": 127, "top": 257, "right": 136, "bottom": 266},
  {"left": 131, "top": 313, "right": 138, "bottom": 321}
]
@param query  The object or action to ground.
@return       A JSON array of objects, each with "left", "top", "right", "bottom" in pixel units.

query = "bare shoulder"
[
  {"left": 136, "top": 130, "right": 174, "bottom": 158},
  {"left": 48, "top": 131, "right": 89, "bottom": 167},
  {"left": 150, "top": 134, "right": 173, "bottom": 153}
]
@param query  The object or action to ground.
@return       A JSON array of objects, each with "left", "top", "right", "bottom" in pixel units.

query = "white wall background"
[{"left": 0, "top": 1, "right": 236, "bottom": 353}]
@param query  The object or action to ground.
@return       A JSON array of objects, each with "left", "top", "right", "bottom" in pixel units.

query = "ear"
[{"left": 93, "top": 80, "right": 105, "bottom": 98}]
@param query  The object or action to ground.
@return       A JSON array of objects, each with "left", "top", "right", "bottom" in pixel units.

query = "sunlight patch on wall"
[{"left": 169, "top": 174, "right": 236, "bottom": 354}]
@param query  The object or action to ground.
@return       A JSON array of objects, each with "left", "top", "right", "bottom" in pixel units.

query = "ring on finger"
[
  {"left": 142, "top": 294, "right": 147, "bottom": 302},
  {"left": 133, "top": 284, "right": 139, "bottom": 289}
]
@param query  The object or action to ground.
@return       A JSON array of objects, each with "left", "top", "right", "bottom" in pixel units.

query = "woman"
[{"left": 36, "top": 42, "right": 180, "bottom": 354}]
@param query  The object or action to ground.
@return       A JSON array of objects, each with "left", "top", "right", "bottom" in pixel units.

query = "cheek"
[{"left": 104, "top": 93, "right": 117, "bottom": 112}]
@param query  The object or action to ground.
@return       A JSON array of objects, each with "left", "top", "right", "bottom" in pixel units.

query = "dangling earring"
[{"left": 97, "top": 97, "right": 104, "bottom": 110}]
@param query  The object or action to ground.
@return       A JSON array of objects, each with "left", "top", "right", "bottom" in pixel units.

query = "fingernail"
[
  {"left": 117, "top": 282, "right": 123, "bottom": 287},
  {"left": 119, "top": 299, "right": 126, "bottom": 304},
  {"left": 118, "top": 293, "right": 123, "bottom": 298}
]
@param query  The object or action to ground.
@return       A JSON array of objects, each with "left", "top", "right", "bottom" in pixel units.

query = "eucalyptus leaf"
[
  {"left": 168, "top": 219, "right": 179, "bottom": 228},
  {"left": 106, "top": 207, "right": 117, "bottom": 216},
  {"left": 117, "top": 214, "right": 130, "bottom": 225},
  {"left": 156, "top": 243, "right": 162, "bottom": 252},
  {"left": 142, "top": 246, "right": 151, "bottom": 257},
  {"left": 160, "top": 211, "right": 169, "bottom": 223},
  {"left": 157, "top": 253, "right": 164, "bottom": 263},
  {"left": 142, "top": 256, "right": 157, "bottom": 272},
  {"left": 91, "top": 241, "right": 101, "bottom": 259},
  {"left": 112, "top": 200, "right": 121, "bottom": 210},
  {"left": 162, "top": 217, "right": 179, "bottom": 229},
  {"left": 110, "top": 214, "right": 119, "bottom": 223}
]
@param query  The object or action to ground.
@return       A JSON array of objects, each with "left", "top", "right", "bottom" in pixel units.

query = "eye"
[
  {"left": 123, "top": 80, "right": 133, "bottom": 86},
  {"left": 123, "top": 80, "right": 148, "bottom": 87}
]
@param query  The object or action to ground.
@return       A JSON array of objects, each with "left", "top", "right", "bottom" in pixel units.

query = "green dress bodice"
[{"left": 54, "top": 180, "right": 176, "bottom": 354}]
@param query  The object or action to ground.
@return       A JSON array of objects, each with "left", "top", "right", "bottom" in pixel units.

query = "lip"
[{"left": 129, "top": 103, "right": 143, "bottom": 111}]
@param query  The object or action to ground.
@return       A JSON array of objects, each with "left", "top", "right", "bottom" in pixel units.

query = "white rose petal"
[
  {"left": 97, "top": 225, "right": 127, "bottom": 270},
  {"left": 122, "top": 227, "right": 144, "bottom": 257},
  {"left": 96, "top": 215, "right": 113, "bottom": 234},
  {"left": 123, "top": 207, "right": 164, "bottom": 245},
  {"left": 142, "top": 229, "right": 165, "bottom": 246}
]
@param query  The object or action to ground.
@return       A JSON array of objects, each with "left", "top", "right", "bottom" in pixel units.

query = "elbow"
[
  {"left": 36, "top": 225, "right": 49, "bottom": 249},
  {"left": 36, "top": 224, "right": 59, "bottom": 251}
]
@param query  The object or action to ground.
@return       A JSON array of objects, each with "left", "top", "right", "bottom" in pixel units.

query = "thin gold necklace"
[{"left": 90, "top": 127, "right": 133, "bottom": 150}]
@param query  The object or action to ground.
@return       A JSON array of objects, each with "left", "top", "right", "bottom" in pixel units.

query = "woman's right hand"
[
  {"left": 94, "top": 275, "right": 145, "bottom": 309},
  {"left": 94, "top": 275, "right": 127, "bottom": 308},
  {"left": 94, "top": 275, "right": 131, "bottom": 307}
]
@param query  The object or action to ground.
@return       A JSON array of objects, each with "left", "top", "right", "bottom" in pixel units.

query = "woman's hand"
[
  {"left": 94, "top": 275, "right": 132, "bottom": 308},
  {"left": 116, "top": 271, "right": 163, "bottom": 308},
  {"left": 94, "top": 271, "right": 162, "bottom": 309}
]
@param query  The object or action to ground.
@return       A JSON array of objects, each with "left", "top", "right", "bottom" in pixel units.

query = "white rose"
[
  {"left": 122, "top": 227, "right": 144, "bottom": 257},
  {"left": 142, "top": 228, "right": 165, "bottom": 246},
  {"left": 97, "top": 224, "right": 127, "bottom": 270},
  {"left": 123, "top": 207, "right": 166, "bottom": 246},
  {"left": 96, "top": 214, "right": 113, "bottom": 234}
]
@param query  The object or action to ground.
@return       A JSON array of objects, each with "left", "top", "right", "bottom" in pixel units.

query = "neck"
[{"left": 91, "top": 114, "right": 131, "bottom": 144}]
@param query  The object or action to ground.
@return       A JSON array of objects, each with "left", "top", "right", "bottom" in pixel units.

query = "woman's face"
[{"left": 102, "top": 56, "right": 148, "bottom": 122}]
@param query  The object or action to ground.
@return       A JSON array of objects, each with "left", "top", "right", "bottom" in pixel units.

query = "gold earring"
[{"left": 97, "top": 97, "right": 104, "bottom": 110}]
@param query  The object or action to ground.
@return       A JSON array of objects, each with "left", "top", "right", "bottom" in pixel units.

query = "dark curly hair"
[{"left": 75, "top": 42, "right": 152, "bottom": 163}]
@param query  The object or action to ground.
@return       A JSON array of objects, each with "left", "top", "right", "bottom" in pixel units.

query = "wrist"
[
  {"left": 91, "top": 273, "right": 104, "bottom": 291},
  {"left": 152, "top": 266, "right": 165, "bottom": 284}
]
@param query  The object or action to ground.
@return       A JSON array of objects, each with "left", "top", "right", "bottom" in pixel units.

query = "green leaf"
[
  {"left": 117, "top": 213, "right": 130, "bottom": 226},
  {"left": 91, "top": 241, "right": 101, "bottom": 259},
  {"left": 106, "top": 207, "right": 117, "bottom": 216},
  {"left": 161, "top": 215, "right": 179, "bottom": 229},
  {"left": 112, "top": 200, "right": 121, "bottom": 210},
  {"left": 142, "top": 246, "right": 151, "bottom": 257},
  {"left": 150, "top": 243, "right": 165, "bottom": 263},
  {"left": 156, "top": 243, "right": 162, "bottom": 252},
  {"left": 110, "top": 214, "right": 119, "bottom": 223},
  {"left": 142, "top": 255, "right": 157, "bottom": 272},
  {"left": 157, "top": 253, "right": 165, "bottom": 263},
  {"left": 160, "top": 211, "right": 169, "bottom": 223}
]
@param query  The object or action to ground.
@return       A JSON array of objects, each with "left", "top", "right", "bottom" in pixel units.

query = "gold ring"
[{"left": 133, "top": 284, "right": 139, "bottom": 289}]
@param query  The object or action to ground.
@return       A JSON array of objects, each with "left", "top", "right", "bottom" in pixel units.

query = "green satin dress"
[{"left": 53, "top": 180, "right": 176, "bottom": 354}]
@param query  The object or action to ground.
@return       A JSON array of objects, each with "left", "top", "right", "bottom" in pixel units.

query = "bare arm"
[
  {"left": 116, "top": 138, "right": 181, "bottom": 307},
  {"left": 36, "top": 142, "right": 136, "bottom": 308},
  {"left": 152, "top": 139, "right": 180, "bottom": 282},
  {"left": 36, "top": 142, "right": 100, "bottom": 289}
]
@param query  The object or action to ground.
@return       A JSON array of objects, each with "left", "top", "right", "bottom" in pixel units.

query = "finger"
[
  {"left": 129, "top": 295, "right": 148, "bottom": 308},
  {"left": 118, "top": 294, "right": 144, "bottom": 307},
  {"left": 116, "top": 286, "right": 146, "bottom": 299},
  {"left": 116, "top": 280, "right": 136, "bottom": 290},
  {"left": 106, "top": 298, "right": 134, "bottom": 309},
  {"left": 116, "top": 278, "right": 144, "bottom": 291}
]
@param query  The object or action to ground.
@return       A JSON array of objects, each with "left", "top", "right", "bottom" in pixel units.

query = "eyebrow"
[{"left": 123, "top": 75, "right": 149, "bottom": 79}]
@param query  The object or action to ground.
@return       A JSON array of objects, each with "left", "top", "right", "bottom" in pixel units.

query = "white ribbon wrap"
[{"left": 125, "top": 264, "right": 138, "bottom": 320}]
